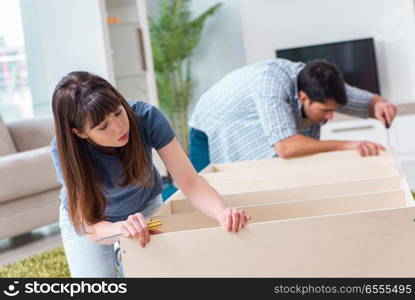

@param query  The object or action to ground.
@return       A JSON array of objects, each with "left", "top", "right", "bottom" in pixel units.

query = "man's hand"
[
  {"left": 371, "top": 96, "right": 397, "bottom": 127},
  {"left": 345, "top": 141, "right": 386, "bottom": 157}
]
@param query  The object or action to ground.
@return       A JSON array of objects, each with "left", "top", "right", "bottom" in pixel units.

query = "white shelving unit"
[
  {"left": 103, "top": 0, "right": 166, "bottom": 176},
  {"left": 103, "top": 0, "right": 158, "bottom": 106}
]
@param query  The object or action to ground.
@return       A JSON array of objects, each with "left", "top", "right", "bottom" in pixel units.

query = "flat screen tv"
[{"left": 276, "top": 38, "right": 380, "bottom": 94}]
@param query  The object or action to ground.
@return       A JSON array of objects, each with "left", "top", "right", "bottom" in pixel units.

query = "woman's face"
[{"left": 73, "top": 105, "right": 130, "bottom": 147}]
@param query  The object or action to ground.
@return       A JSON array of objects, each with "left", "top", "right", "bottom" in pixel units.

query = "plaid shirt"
[{"left": 189, "top": 59, "right": 374, "bottom": 163}]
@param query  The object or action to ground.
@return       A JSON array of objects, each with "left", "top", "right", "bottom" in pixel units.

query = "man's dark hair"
[{"left": 297, "top": 59, "right": 347, "bottom": 105}]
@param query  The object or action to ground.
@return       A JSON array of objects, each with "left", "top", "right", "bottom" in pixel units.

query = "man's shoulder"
[{"left": 260, "top": 58, "right": 305, "bottom": 77}]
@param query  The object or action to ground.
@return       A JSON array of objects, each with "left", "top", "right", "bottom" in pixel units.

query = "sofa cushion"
[
  {"left": 7, "top": 116, "right": 55, "bottom": 152},
  {"left": 0, "top": 115, "right": 17, "bottom": 156},
  {"left": 0, "top": 188, "right": 60, "bottom": 239},
  {"left": 0, "top": 146, "right": 61, "bottom": 204}
]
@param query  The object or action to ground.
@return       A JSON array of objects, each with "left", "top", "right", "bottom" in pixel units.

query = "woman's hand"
[
  {"left": 120, "top": 213, "right": 150, "bottom": 248},
  {"left": 219, "top": 207, "right": 251, "bottom": 233}
]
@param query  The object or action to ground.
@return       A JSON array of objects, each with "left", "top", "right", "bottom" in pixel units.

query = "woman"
[{"left": 51, "top": 71, "right": 250, "bottom": 278}]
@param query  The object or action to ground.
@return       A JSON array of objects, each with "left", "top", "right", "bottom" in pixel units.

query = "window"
[{"left": 0, "top": 0, "right": 33, "bottom": 122}]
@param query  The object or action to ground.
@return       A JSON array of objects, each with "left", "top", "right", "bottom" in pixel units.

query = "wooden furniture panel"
[
  {"left": 202, "top": 150, "right": 392, "bottom": 173},
  {"left": 201, "top": 160, "right": 396, "bottom": 183},
  {"left": 171, "top": 166, "right": 398, "bottom": 199},
  {"left": 121, "top": 149, "right": 414, "bottom": 277},
  {"left": 164, "top": 177, "right": 402, "bottom": 213},
  {"left": 152, "top": 190, "right": 406, "bottom": 233},
  {"left": 121, "top": 205, "right": 415, "bottom": 277}
]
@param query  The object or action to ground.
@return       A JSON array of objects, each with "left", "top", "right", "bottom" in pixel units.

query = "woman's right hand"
[
  {"left": 218, "top": 207, "right": 251, "bottom": 233},
  {"left": 120, "top": 213, "right": 150, "bottom": 248}
]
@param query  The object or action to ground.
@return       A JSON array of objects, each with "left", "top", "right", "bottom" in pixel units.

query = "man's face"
[{"left": 299, "top": 91, "right": 338, "bottom": 125}]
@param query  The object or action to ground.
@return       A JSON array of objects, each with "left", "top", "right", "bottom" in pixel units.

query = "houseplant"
[{"left": 149, "top": 0, "right": 221, "bottom": 152}]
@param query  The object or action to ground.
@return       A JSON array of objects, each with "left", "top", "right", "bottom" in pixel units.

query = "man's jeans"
[{"left": 189, "top": 127, "right": 210, "bottom": 173}]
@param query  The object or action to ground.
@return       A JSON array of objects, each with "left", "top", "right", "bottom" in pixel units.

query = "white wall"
[
  {"left": 146, "top": 0, "right": 246, "bottom": 114},
  {"left": 188, "top": 0, "right": 246, "bottom": 113},
  {"left": 20, "top": 0, "right": 113, "bottom": 110},
  {"left": 239, "top": 0, "right": 415, "bottom": 104}
]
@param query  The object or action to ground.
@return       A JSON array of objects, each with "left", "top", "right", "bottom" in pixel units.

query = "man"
[{"left": 188, "top": 58, "right": 397, "bottom": 172}]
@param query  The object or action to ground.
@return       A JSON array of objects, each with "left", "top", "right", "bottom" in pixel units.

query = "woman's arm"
[
  {"left": 90, "top": 137, "right": 250, "bottom": 245},
  {"left": 87, "top": 214, "right": 153, "bottom": 247},
  {"left": 86, "top": 220, "right": 124, "bottom": 245},
  {"left": 157, "top": 138, "right": 250, "bottom": 232}
]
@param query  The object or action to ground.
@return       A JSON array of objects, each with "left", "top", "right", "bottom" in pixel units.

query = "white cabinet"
[
  {"left": 320, "top": 118, "right": 389, "bottom": 147},
  {"left": 392, "top": 115, "right": 415, "bottom": 155},
  {"left": 389, "top": 115, "right": 415, "bottom": 190}
]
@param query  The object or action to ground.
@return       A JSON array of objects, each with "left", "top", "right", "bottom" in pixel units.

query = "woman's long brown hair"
[{"left": 52, "top": 71, "right": 153, "bottom": 234}]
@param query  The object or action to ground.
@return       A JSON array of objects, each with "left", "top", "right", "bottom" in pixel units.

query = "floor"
[{"left": 0, "top": 223, "right": 63, "bottom": 267}]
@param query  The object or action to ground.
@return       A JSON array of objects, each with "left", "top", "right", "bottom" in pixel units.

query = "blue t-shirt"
[{"left": 50, "top": 100, "right": 175, "bottom": 222}]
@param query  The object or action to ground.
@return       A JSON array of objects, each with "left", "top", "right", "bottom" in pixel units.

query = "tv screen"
[{"left": 276, "top": 38, "right": 380, "bottom": 94}]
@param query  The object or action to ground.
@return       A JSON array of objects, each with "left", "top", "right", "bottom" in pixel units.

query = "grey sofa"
[{"left": 0, "top": 115, "right": 60, "bottom": 239}]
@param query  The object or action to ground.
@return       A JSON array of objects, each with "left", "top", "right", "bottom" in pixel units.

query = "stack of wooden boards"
[{"left": 120, "top": 150, "right": 415, "bottom": 277}]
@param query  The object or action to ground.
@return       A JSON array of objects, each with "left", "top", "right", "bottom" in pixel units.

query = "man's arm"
[
  {"left": 336, "top": 84, "right": 397, "bottom": 126},
  {"left": 274, "top": 134, "right": 385, "bottom": 158},
  {"left": 335, "top": 84, "right": 374, "bottom": 118}
]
